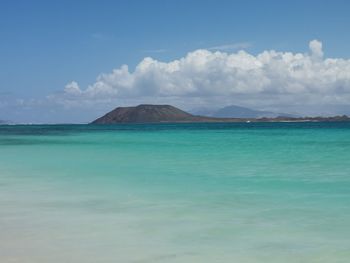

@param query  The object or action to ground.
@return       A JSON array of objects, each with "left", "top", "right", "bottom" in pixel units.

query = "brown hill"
[{"left": 91, "top": 104, "right": 203, "bottom": 124}]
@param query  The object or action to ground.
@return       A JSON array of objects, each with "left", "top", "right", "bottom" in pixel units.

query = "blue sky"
[{"left": 1, "top": 0, "right": 350, "bottom": 123}]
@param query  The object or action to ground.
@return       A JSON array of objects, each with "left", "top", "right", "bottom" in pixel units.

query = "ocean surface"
[{"left": 1, "top": 122, "right": 350, "bottom": 263}]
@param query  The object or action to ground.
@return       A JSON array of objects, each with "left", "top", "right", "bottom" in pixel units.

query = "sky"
[{"left": 1, "top": 0, "right": 350, "bottom": 123}]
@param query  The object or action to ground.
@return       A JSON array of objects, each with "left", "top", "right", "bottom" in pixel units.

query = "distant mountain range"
[
  {"left": 0, "top": 120, "right": 11, "bottom": 125},
  {"left": 91, "top": 104, "right": 349, "bottom": 124},
  {"left": 190, "top": 105, "right": 297, "bottom": 118}
]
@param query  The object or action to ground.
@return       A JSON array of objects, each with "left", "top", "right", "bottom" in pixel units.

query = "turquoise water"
[{"left": 1, "top": 123, "right": 350, "bottom": 262}]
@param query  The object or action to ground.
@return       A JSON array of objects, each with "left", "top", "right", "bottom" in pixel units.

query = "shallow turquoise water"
[{"left": 1, "top": 123, "right": 350, "bottom": 262}]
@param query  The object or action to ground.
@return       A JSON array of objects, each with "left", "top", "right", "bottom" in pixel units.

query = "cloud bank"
[{"left": 53, "top": 40, "right": 350, "bottom": 111}]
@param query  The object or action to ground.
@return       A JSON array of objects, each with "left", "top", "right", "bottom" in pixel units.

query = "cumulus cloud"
[
  {"left": 53, "top": 40, "right": 350, "bottom": 110},
  {"left": 64, "top": 81, "right": 82, "bottom": 96},
  {"left": 309, "top": 39, "right": 324, "bottom": 59}
]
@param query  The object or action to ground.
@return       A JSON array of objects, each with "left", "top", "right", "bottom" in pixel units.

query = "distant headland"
[{"left": 91, "top": 104, "right": 350, "bottom": 124}]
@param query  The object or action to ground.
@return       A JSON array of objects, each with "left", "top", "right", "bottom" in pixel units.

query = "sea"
[{"left": 0, "top": 122, "right": 350, "bottom": 263}]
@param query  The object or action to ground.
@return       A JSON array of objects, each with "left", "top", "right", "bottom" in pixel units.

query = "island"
[{"left": 91, "top": 104, "right": 350, "bottom": 124}]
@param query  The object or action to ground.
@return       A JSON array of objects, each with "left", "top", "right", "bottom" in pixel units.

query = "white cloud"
[
  {"left": 53, "top": 40, "right": 350, "bottom": 110},
  {"left": 309, "top": 39, "right": 324, "bottom": 59},
  {"left": 64, "top": 81, "right": 82, "bottom": 96}
]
